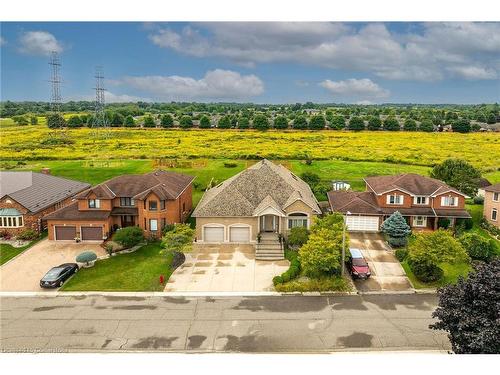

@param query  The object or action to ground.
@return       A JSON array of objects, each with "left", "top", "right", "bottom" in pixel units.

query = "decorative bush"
[
  {"left": 113, "top": 226, "right": 144, "bottom": 248},
  {"left": 395, "top": 248, "right": 408, "bottom": 262},
  {"left": 459, "top": 233, "right": 495, "bottom": 261},
  {"left": 455, "top": 218, "right": 473, "bottom": 231},
  {"left": 16, "top": 228, "right": 38, "bottom": 241},
  {"left": 76, "top": 251, "right": 97, "bottom": 266},
  {"left": 272, "top": 275, "right": 283, "bottom": 286},
  {"left": 287, "top": 227, "right": 309, "bottom": 249},
  {"left": 161, "top": 224, "right": 194, "bottom": 253},
  {"left": 473, "top": 196, "right": 484, "bottom": 204},
  {"left": 381, "top": 212, "right": 411, "bottom": 247},
  {"left": 409, "top": 260, "right": 444, "bottom": 282},
  {"left": 438, "top": 217, "right": 451, "bottom": 229}
]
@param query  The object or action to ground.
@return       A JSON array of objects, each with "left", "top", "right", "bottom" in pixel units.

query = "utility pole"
[
  {"left": 48, "top": 51, "right": 64, "bottom": 137},
  {"left": 91, "top": 66, "right": 109, "bottom": 138}
]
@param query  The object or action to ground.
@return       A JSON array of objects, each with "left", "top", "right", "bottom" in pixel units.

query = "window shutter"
[
  {"left": 96, "top": 199, "right": 100, "bottom": 208},
  {"left": 441, "top": 197, "right": 446, "bottom": 206},
  {"left": 386, "top": 195, "right": 391, "bottom": 204}
]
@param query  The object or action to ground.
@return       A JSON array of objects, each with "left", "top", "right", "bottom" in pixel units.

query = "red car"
[{"left": 347, "top": 248, "right": 371, "bottom": 279}]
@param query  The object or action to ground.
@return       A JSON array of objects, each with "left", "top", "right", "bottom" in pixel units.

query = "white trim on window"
[
  {"left": 387, "top": 194, "right": 404, "bottom": 205},
  {"left": 149, "top": 219, "right": 158, "bottom": 231},
  {"left": 0, "top": 216, "right": 24, "bottom": 228},
  {"left": 492, "top": 208, "right": 498, "bottom": 221},
  {"left": 413, "top": 216, "right": 427, "bottom": 227},
  {"left": 441, "top": 196, "right": 458, "bottom": 207},
  {"left": 413, "top": 196, "right": 428, "bottom": 205},
  {"left": 286, "top": 212, "right": 310, "bottom": 229},
  {"left": 493, "top": 192, "right": 499, "bottom": 202}
]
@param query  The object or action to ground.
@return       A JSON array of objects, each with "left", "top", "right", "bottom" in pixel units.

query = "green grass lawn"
[
  {"left": 402, "top": 260, "right": 471, "bottom": 289},
  {"left": 0, "top": 232, "right": 47, "bottom": 265},
  {"left": 60, "top": 242, "right": 173, "bottom": 291},
  {"left": 466, "top": 203, "right": 500, "bottom": 253}
]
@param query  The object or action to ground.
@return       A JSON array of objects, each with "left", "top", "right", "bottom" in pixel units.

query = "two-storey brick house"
[
  {"left": 327, "top": 173, "right": 471, "bottom": 231},
  {"left": 483, "top": 183, "right": 500, "bottom": 228},
  {"left": 44, "top": 171, "right": 194, "bottom": 241}
]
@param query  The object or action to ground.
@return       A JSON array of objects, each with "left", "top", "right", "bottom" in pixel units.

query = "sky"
[{"left": 1, "top": 22, "right": 499, "bottom": 104}]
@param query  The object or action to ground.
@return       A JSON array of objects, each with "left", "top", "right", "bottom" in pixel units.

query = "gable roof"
[
  {"left": 192, "top": 159, "right": 321, "bottom": 217},
  {"left": 75, "top": 170, "right": 194, "bottom": 201},
  {"left": 484, "top": 183, "right": 500, "bottom": 193},
  {"left": 0, "top": 171, "right": 90, "bottom": 213},
  {"left": 327, "top": 191, "right": 381, "bottom": 215},
  {"left": 364, "top": 173, "right": 466, "bottom": 197}
]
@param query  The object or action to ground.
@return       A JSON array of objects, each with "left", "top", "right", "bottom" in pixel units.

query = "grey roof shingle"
[
  {"left": 0, "top": 172, "right": 90, "bottom": 213},
  {"left": 193, "top": 159, "right": 321, "bottom": 217}
]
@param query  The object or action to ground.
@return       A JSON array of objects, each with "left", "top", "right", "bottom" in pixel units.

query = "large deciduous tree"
[
  {"left": 143, "top": 115, "right": 156, "bottom": 128},
  {"left": 293, "top": 115, "right": 308, "bottom": 129},
  {"left": 179, "top": 115, "right": 193, "bottom": 128},
  {"left": 367, "top": 116, "right": 382, "bottom": 131},
  {"left": 160, "top": 114, "right": 174, "bottom": 128},
  {"left": 430, "top": 158, "right": 482, "bottom": 197},
  {"left": 252, "top": 114, "right": 270, "bottom": 130},
  {"left": 273, "top": 115, "right": 289, "bottom": 129},
  {"left": 419, "top": 119, "right": 434, "bottom": 132},
  {"left": 430, "top": 259, "right": 500, "bottom": 354},
  {"left": 452, "top": 118, "right": 471, "bottom": 133},
  {"left": 309, "top": 115, "right": 326, "bottom": 130},
  {"left": 348, "top": 116, "right": 365, "bottom": 131},
  {"left": 217, "top": 115, "right": 232, "bottom": 129},
  {"left": 329, "top": 115, "right": 345, "bottom": 130},
  {"left": 383, "top": 116, "right": 400, "bottom": 131}
]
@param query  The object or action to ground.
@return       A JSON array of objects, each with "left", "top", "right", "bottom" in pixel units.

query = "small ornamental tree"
[
  {"left": 309, "top": 115, "right": 326, "bottom": 130},
  {"left": 161, "top": 224, "right": 195, "bottom": 253},
  {"left": 143, "top": 115, "right": 156, "bottom": 128},
  {"left": 407, "top": 229, "right": 469, "bottom": 282},
  {"left": 459, "top": 232, "right": 495, "bottom": 261},
  {"left": 367, "top": 116, "right": 382, "bottom": 131},
  {"left": 124, "top": 115, "right": 135, "bottom": 127},
  {"left": 287, "top": 227, "right": 309, "bottom": 250},
  {"left": 419, "top": 119, "right": 434, "bottom": 132},
  {"left": 113, "top": 226, "right": 144, "bottom": 248},
  {"left": 179, "top": 115, "right": 193, "bottom": 128},
  {"left": 293, "top": 115, "right": 308, "bottom": 129},
  {"left": 430, "top": 259, "right": 500, "bottom": 354},
  {"left": 273, "top": 115, "right": 289, "bottom": 129},
  {"left": 403, "top": 119, "right": 417, "bottom": 131},
  {"left": 452, "top": 118, "right": 471, "bottom": 133},
  {"left": 430, "top": 158, "right": 482, "bottom": 197},
  {"left": 252, "top": 114, "right": 269, "bottom": 130},
  {"left": 348, "top": 116, "right": 365, "bottom": 131},
  {"left": 383, "top": 116, "right": 400, "bottom": 131},
  {"left": 160, "top": 114, "right": 174, "bottom": 128},
  {"left": 329, "top": 115, "right": 345, "bottom": 130},
  {"left": 238, "top": 116, "right": 250, "bottom": 129},
  {"left": 380, "top": 211, "right": 411, "bottom": 247},
  {"left": 76, "top": 251, "right": 98, "bottom": 267},
  {"left": 199, "top": 115, "right": 211, "bottom": 129},
  {"left": 217, "top": 115, "right": 232, "bottom": 129}
]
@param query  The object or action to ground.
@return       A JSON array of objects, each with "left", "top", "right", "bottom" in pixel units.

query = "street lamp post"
[{"left": 341, "top": 211, "right": 351, "bottom": 276}]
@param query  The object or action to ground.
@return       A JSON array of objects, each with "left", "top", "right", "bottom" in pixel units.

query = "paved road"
[{"left": 0, "top": 294, "right": 450, "bottom": 353}]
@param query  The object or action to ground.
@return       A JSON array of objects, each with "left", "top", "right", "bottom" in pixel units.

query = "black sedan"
[{"left": 40, "top": 263, "right": 79, "bottom": 288}]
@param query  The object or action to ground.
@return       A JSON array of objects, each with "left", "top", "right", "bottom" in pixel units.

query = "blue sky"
[{"left": 1, "top": 22, "right": 499, "bottom": 104}]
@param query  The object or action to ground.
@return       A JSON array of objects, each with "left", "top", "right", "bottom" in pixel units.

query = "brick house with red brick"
[
  {"left": 328, "top": 173, "right": 471, "bottom": 232},
  {"left": 0, "top": 170, "right": 90, "bottom": 237},
  {"left": 44, "top": 171, "right": 194, "bottom": 241}
]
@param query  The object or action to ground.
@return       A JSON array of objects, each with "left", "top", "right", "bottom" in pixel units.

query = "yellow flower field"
[{"left": 1, "top": 123, "right": 499, "bottom": 170}]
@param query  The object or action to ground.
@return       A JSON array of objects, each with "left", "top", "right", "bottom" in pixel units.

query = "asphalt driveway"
[
  {"left": 165, "top": 243, "right": 289, "bottom": 292},
  {"left": 349, "top": 233, "right": 413, "bottom": 293},
  {"left": 0, "top": 239, "right": 107, "bottom": 292}
]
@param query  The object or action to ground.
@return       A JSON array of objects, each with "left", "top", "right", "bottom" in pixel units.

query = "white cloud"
[
  {"left": 447, "top": 66, "right": 498, "bottom": 80},
  {"left": 105, "top": 92, "right": 151, "bottom": 103},
  {"left": 148, "top": 22, "right": 500, "bottom": 81},
  {"left": 120, "top": 69, "right": 264, "bottom": 100},
  {"left": 18, "top": 31, "right": 63, "bottom": 56},
  {"left": 320, "top": 78, "right": 389, "bottom": 99}
]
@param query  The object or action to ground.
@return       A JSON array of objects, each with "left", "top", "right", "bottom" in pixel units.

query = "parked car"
[
  {"left": 40, "top": 263, "right": 79, "bottom": 288},
  {"left": 347, "top": 248, "right": 371, "bottom": 279}
]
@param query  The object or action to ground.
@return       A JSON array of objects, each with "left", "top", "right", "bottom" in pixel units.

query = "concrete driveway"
[
  {"left": 165, "top": 244, "right": 289, "bottom": 292},
  {"left": 349, "top": 233, "right": 413, "bottom": 293},
  {"left": 0, "top": 239, "right": 107, "bottom": 292}
]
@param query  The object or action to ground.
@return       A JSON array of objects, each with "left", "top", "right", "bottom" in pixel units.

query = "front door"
[{"left": 262, "top": 214, "right": 277, "bottom": 232}]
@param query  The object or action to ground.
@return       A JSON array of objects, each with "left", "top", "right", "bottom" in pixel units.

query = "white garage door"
[
  {"left": 203, "top": 226, "right": 224, "bottom": 242},
  {"left": 346, "top": 216, "right": 379, "bottom": 232},
  {"left": 229, "top": 226, "right": 250, "bottom": 242}
]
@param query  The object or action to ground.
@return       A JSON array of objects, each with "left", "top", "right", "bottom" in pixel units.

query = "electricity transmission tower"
[
  {"left": 48, "top": 51, "right": 65, "bottom": 136},
  {"left": 91, "top": 66, "right": 109, "bottom": 138}
]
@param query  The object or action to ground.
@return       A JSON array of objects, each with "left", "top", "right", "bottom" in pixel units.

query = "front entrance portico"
[{"left": 260, "top": 214, "right": 279, "bottom": 233}]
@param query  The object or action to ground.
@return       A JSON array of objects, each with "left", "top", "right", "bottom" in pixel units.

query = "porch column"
[{"left": 434, "top": 217, "right": 438, "bottom": 230}]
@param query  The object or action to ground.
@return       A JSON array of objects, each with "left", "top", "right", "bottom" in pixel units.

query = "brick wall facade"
[{"left": 483, "top": 190, "right": 500, "bottom": 228}]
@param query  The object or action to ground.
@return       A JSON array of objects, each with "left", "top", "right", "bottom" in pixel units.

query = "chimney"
[{"left": 41, "top": 167, "right": 51, "bottom": 175}]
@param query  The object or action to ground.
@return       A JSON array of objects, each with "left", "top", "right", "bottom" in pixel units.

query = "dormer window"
[
  {"left": 441, "top": 196, "right": 458, "bottom": 207},
  {"left": 120, "top": 197, "right": 134, "bottom": 207},
  {"left": 387, "top": 194, "right": 403, "bottom": 205},
  {"left": 414, "top": 196, "right": 428, "bottom": 205},
  {"left": 88, "top": 199, "right": 100, "bottom": 209}
]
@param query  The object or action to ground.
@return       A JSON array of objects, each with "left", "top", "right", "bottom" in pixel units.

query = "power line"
[{"left": 91, "top": 66, "right": 109, "bottom": 138}]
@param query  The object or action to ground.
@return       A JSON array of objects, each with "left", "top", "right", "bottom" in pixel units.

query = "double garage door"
[
  {"left": 346, "top": 216, "right": 380, "bottom": 232},
  {"left": 54, "top": 226, "right": 103, "bottom": 241},
  {"left": 203, "top": 226, "right": 250, "bottom": 243}
]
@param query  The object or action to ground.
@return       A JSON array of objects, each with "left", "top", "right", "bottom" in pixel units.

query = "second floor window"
[
  {"left": 441, "top": 196, "right": 458, "bottom": 207},
  {"left": 160, "top": 200, "right": 166, "bottom": 210},
  {"left": 387, "top": 194, "right": 403, "bottom": 205},
  {"left": 88, "top": 199, "right": 100, "bottom": 209},
  {"left": 149, "top": 200, "right": 158, "bottom": 211},
  {"left": 414, "top": 196, "right": 428, "bottom": 205},
  {"left": 494, "top": 192, "right": 499, "bottom": 202},
  {"left": 120, "top": 197, "right": 134, "bottom": 206}
]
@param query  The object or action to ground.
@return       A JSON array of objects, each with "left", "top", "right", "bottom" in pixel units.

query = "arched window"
[{"left": 287, "top": 212, "right": 308, "bottom": 229}]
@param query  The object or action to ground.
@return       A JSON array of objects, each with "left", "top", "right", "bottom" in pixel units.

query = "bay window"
[{"left": 0, "top": 215, "right": 24, "bottom": 228}]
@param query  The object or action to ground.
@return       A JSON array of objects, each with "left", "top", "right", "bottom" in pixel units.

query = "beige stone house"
[
  {"left": 192, "top": 159, "right": 321, "bottom": 259},
  {"left": 483, "top": 183, "right": 500, "bottom": 228}
]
